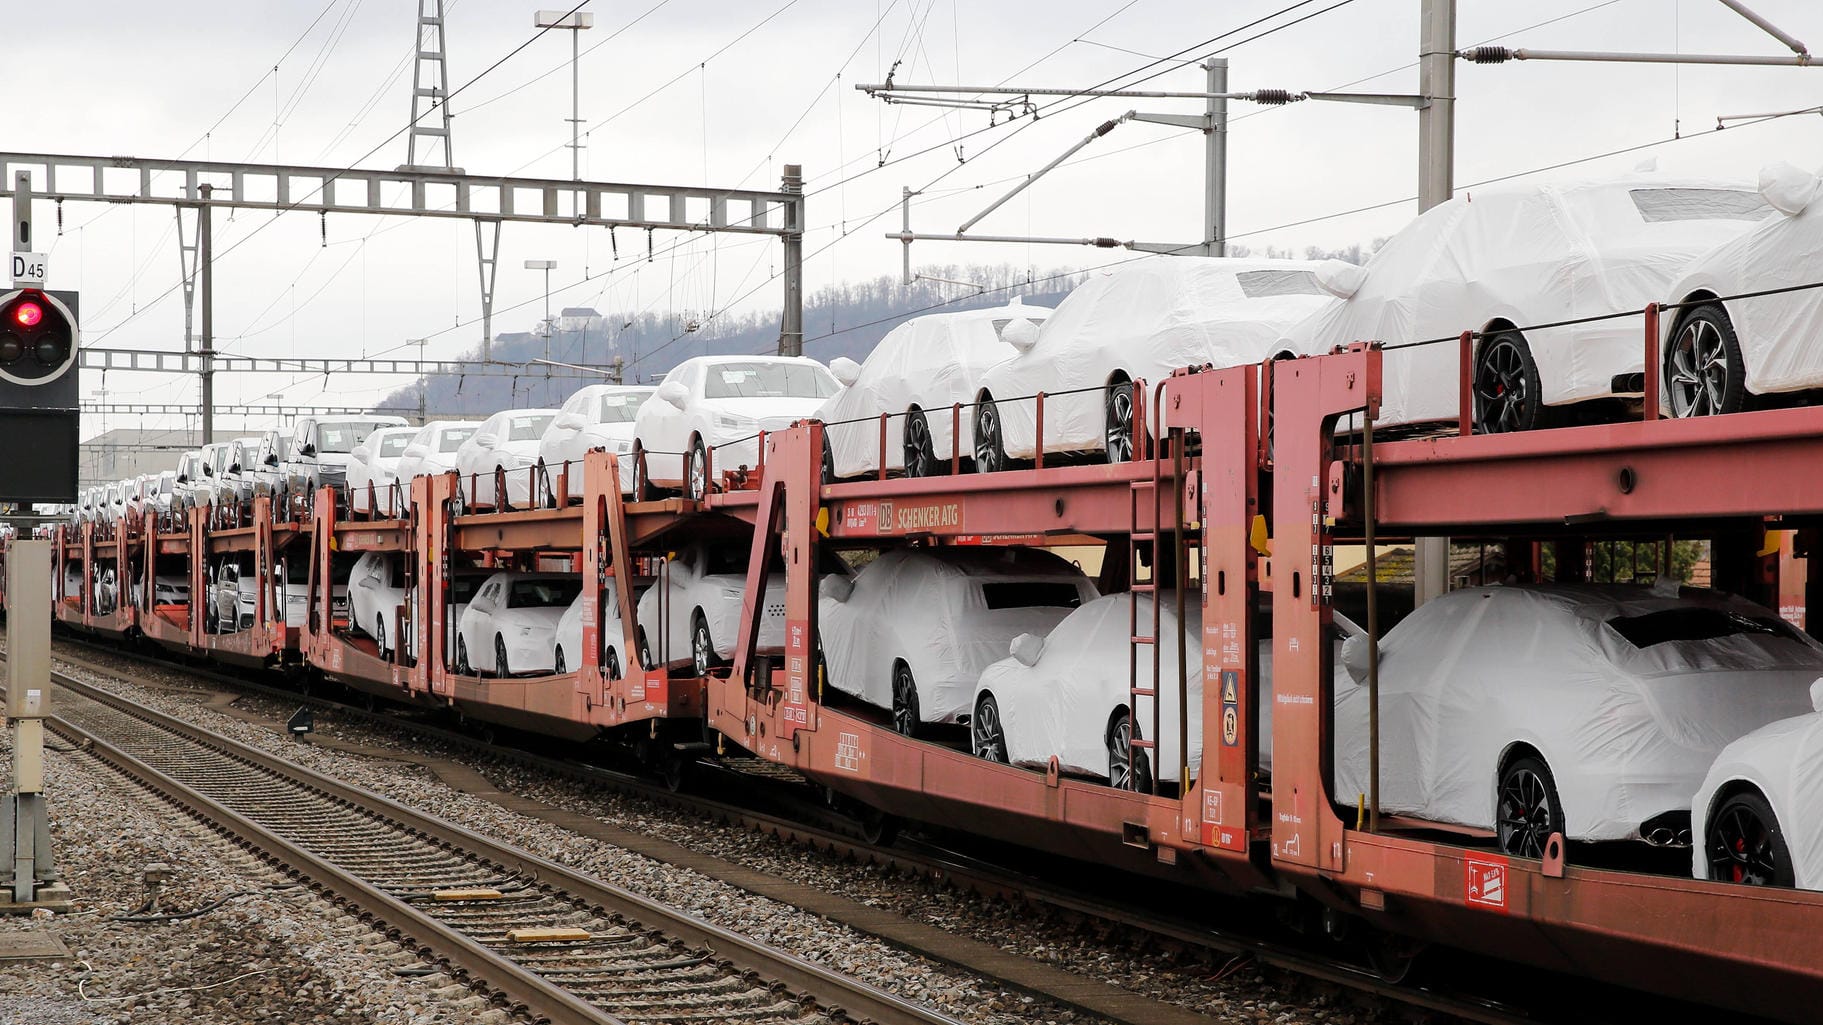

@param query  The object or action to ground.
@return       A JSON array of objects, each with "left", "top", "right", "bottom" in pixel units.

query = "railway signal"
[{"left": 1, "top": 171, "right": 80, "bottom": 504}]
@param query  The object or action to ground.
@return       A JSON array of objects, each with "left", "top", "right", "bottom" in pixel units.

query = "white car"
[
  {"left": 454, "top": 409, "right": 560, "bottom": 511},
  {"left": 407, "top": 571, "right": 485, "bottom": 665},
  {"left": 1333, "top": 584, "right": 1823, "bottom": 858},
  {"left": 820, "top": 547, "right": 1096, "bottom": 735},
  {"left": 976, "top": 258, "right": 1357, "bottom": 468},
  {"left": 634, "top": 355, "right": 843, "bottom": 500},
  {"left": 246, "top": 429, "right": 291, "bottom": 508},
  {"left": 173, "top": 450, "right": 207, "bottom": 513},
  {"left": 1287, "top": 173, "right": 1768, "bottom": 433},
  {"left": 347, "top": 551, "right": 408, "bottom": 657},
  {"left": 349, "top": 426, "right": 422, "bottom": 516},
  {"left": 214, "top": 436, "right": 265, "bottom": 524},
  {"left": 207, "top": 560, "right": 258, "bottom": 633},
  {"left": 636, "top": 542, "right": 789, "bottom": 676},
  {"left": 538, "top": 385, "right": 656, "bottom": 501},
  {"left": 283, "top": 414, "right": 410, "bottom": 517},
  {"left": 1691, "top": 680, "right": 1823, "bottom": 891},
  {"left": 147, "top": 470, "right": 178, "bottom": 519},
  {"left": 818, "top": 302, "right": 1047, "bottom": 480},
  {"left": 1660, "top": 162, "right": 1823, "bottom": 417},
  {"left": 454, "top": 572, "right": 581, "bottom": 677},
  {"left": 554, "top": 587, "right": 632, "bottom": 678},
  {"left": 392, "top": 420, "right": 482, "bottom": 491},
  {"left": 972, "top": 593, "right": 1203, "bottom": 790}
]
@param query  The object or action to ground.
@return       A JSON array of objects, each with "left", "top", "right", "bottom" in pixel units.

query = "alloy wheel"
[
  {"left": 1473, "top": 337, "right": 1534, "bottom": 434},
  {"left": 1667, "top": 315, "right": 1734, "bottom": 417},
  {"left": 972, "top": 695, "right": 1008, "bottom": 762},
  {"left": 495, "top": 636, "right": 510, "bottom": 678},
  {"left": 1105, "top": 379, "right": 1135, "bottom": 462},
  {"left": 891, "top": 664, "right": 920, "bottom": 738},
  {"left": 1495, "top": 757, "right": 1562, "bottom": 858},
  {"left": 1706, "top": 792, "right": 1794, "bottom": 887},
  {"left": 1107, "top": 713, "right": 1151, "bottom": 791},
  {"left": 904, "top": 409, "right": 936, "bottom": 477},
  {"left": 973, "top": 399, "right": 1006, "bottom": 474},
  {"left": 692, "top": 615, "right": 714, "bottom": 677}
]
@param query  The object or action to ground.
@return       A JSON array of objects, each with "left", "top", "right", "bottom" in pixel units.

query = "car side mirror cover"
[
  {"left": 829, "top": 356, "right": 862, "bottom": 388},
  {"left": 1010, "top": 632, "right": 1044, "bottom": 667},
  {"left": 301, "top": 443, "right": 317, "bottom": 457},
  {"left": 1001, "top": 318, "right": 1039, "bottom": 352},
  {"left": 1340, "top": 633, "right": 1374, "bottom": 685},
  {"left": 554, "top": 412, "right": 586, "bottom": 431},
  {"left": 822, "top": 574, "right": 854, "bottom": 603},
  {"left": 176, "top": 474, "right": 188, "bottom": 484},
  {"left": 1760, "top": 161, "right": 1820, "bottom": 217},
  {"left": 1315, "top": 262, "right": 1367, "bottom": 299},
  {"left": 1810, "top": 676, "right": 1823, "bottom": 713},
  {"left": 656, "top": 380, "right": 689, "bottom": 408}
]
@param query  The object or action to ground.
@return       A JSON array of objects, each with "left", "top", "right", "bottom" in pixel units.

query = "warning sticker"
[
  {"left": 1464, "top": 852, "right": 1510, "bottom": 913},
  {"left": 1219, "top": 670, "right": 1240, "bottom": 747}
]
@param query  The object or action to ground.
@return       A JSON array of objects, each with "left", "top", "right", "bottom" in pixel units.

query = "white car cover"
[
  {"left": 635, "top": 544, "right": 790, "bottom": 669},
  {"left": 1691, "top": 681, "right": 1823, "bottom": 890},
  {"left": 393, "top": 421, "right": 482, "bottom": 488},
  {"left": 455, "top": 409, "right": 559, "bottom": 509},
  {"left": 348, "top": 551, "right": 407, "bottom": 653},
  {"left": 634, "top": 355, "right": 842, "bottom": 495},
  {"left": 974, "top": 593, "right": 1204, "bottom": 781},
  {"left": 455, "top": 571, "right": 582, "bottom": 676},
  {"left": 976, "top": 257, "right": 1357, "bottom": 460},
  {"left": 1663, "top": 162, "right": 1823, "bottom": 403},
  {"left": 555, "top": 588, "right": 631, "bottom": 676},
  {"left": 817, "top": 301, "right": 1051, "bottom": 479},
  {"left": 1333, "top": 584, "right": 1823, "bottom": 842},
  {"left": 348, "top": 426, "right": 421, "bottom": 515},
  {"left": 539, "top": 385, "right": 655, "bottom": 497},
  {"left": 1286, "top": 174, "right": 1768, "bottom": 426},
  {"left": 819, "top": 547, "right": 1097, "bottom": 726}
]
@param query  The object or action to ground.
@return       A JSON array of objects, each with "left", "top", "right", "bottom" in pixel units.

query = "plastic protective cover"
[
  {"left": 816, "top": 301, "right": 1051, "bottom": 479},
  {"left": 977, "top": 257, "right": 1352, "bottom": 458},
  {"left": 977, "top": 593, "right": 1203, "bottom": 779},
  {"left": 1664, "top": 163, "right": 1823, "bottom": 398},
  {"left": 1286, "top": 174, "right": 1767, "bottom": 425},
  {"left": 817, "top": 547, "right": 1097, "bottom": 724},
  {"left": 1691, "top": 682, "right": 1823, "bottom": 890},
  {"left": 1333, "top": 584, "right": 1823, "bottom": 841}
]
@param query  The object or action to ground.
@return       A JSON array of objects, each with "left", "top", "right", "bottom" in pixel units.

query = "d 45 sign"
[{"left": 11, "top": 252, "right": 46, "bottom": 286}]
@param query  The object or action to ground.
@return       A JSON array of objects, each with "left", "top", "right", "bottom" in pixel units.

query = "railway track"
[
  {"left": 35, "top": 637, "right": 1579, "bottom": 1025},
  {"left": 18, "top": 665, "right": 961, "bottom": 1025}
]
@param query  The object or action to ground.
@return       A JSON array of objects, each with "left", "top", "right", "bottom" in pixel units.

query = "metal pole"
[
  {"left": 959, "top": 115, "right": 1128, "bottom": 234},
  {"left": 1719, "top": 0, "right": 1808, "bottom": 55},
  {"left": 5, "top": 540, "right": 64, "bottom": 908},
  {"left": 1413, "top": 0, "right": 1454, "bottom": 608},
  {"left": 543, "top": 265, "right": 552, "bottom": 362},
  {"left": 1362, "top": 417, "right": 1380, "bottom": 833},
  {"left": 900, "top": 186, "right": 913, "bottom": 286},
  {"left": 1204, "top": 59, "right": 1227, "bottom": 257},
  {"left": 779, "top": 164, "right": 804, "bottom": 357},
  {"left": 571, "top": 26, "right": 581, "bottom": 186},
  {"left": 199, "top": 184, "right": 215, "bottom": 445}
]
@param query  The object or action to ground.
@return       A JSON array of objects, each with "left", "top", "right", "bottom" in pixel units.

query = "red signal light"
[{"left": 13, "top": 300, "right": 43, "bottom": 328}]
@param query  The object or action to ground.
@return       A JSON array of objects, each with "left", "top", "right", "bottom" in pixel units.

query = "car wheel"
[
  {"left": 1665, "top": 304, "right": 1747, "bottom": 418},
  {"left": 605, "top": 647, "right": 621, "bottom": 681},
  {"left": 492, "top": 465, "right": 509, "bottom": 510},
  {"left": 820, "top": 436, "right": 836, "bottom": 485},
  {"left": 205, "top": 601, "right": 218, "bottom": 634},
  {"left": 554, "top": 645, "right": 567, "bottom": 675},
  {"left": 973, "top": 395, "right": 1007, "bottom": 474},
  {"left": 891, "top": 662, "right": 921, "bottom": 738},
  {"left": 638, "top": 627, "right": 654, "bottom": 671},
  {"left": 495, "top": 636, "right": 510, "bottom": 678},
  {"left": 1472, "top": 331, "right": 1556, "bottom": 434},
  {"left": 455, "top": 635, "right": 471, "bottom": 675},
  {"left": 903, "top": 407, "right": 939, "bottom": 478},
  {"left": 1108, "top": 711, "right": 1152, "bottom": 791},
  {"left": 691, "top": 611, "right": 715, "bottom": 677},
  {"left": 1105, "top": 376, "right": 1136, "bottom": 463},
  {"left": 631, "top": 443, "right": 652, "bottom": 502},
  {"left": 534, "top": 462, "right": 554, "bottom": 509},
  {"left": 686, "top": 436, "right": 709, "bottom": 502},
  {"left": 973, "top": 693, "right": 1009, "bottom": 763},
  {"left": 1706, "top": 789, "right": 1796, "bottom": 887},
  {"left": 1496, "top": 754, "right": 1565, "bottom": 858},
  {"left": 375, "top": 616, "right": 387, "bottom": 660}
]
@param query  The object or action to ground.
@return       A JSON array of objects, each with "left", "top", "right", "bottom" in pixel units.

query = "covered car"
[
  {"left": 634, "top": 355, "right": 843, "bottom": 500},
  {"left": 972, "top": 593, "right": 1204, "bottom": 790},
  {"left": 1660, "top": 162, "right": 1823, "bottom": 417},
  {"left": 538, "top": 384, "right": 655, "bottom": 500},
  {"left": 348, "top": 551, "right": 408, "bottom": 657},
  {"left": 454, "top": 409, "right": 559, "bottom": 510},
  {"left": 820, "top": 547, "right": 1096, "bottom": 735},
  {"left": 1285, "top": 174, "right": 1768, "bottom": 432},
  {"left": 974, "top": 258, "right": 1357, "bottom": 468},
  {"left": 454, "top": 571, "right": 581, "bottom": 677},
  {"left": 636, "top": 542, "right": 789, "bottom": 676},
  {"left": 1691, "top": 680, "right": 1823, "bottom": 891},
  {"left": 818, "top": 301, "right": 1048, "bottom": 480},
  {"left": 283, "top": 414, "right": 409, "bottom": 517},
  {"left": 348, "top": 426, "right": 422, "bottom": 516},
  {"left": 392, "top": 420, "right": 481, "bottom": 487},
  {"left": 1333, "top": 584, "right": 1823, "bottom": 858},
  {"left": 555, "top": 587, "right": 631, "bottom": 678}
]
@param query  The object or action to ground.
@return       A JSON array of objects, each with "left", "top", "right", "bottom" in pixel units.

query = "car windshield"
[
  {"left": 319, "top": 421, "right": 397, "bottom": 454},
  {"left": 1235, "top": 269, "right": 1328, "bottom": 298},
  {"left": 701, "top": 547, "right": 748, "bottom": 575},
  {"left": 1607, "top": 607, "right": 1804, "bottom": 648},
  {"left": 981, "top": 581, "right": 1085, "bottom": 610},
  {"left": 378, "top": 433, "right": 413, "bottom": 457},
  {"left": 439, "top": 427, "right": 479, "bottom": 452},
  {"left": 1629, "top": 188, "right": 1771, "bottom": 223},
  {"left": 506, "top": 415, "right": 556, "bottom": 442},
  {"left": 507, "top": 577, "right": 582, "bottom": 608},
  {"left": 451, "top": 576, "right": 482, "bottom": 603},
  {"left": 600, "top": 393, "right": 649, "bottom": 423},
  {"left": 703, "top": 362, "right": 837, "bottom": 400}
]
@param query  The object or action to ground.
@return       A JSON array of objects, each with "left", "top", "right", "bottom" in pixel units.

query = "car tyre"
[
  {"left": 604, "top": 646, "right": 621, "bottom": 681},
  {"left": 1496, "top": 753, "right": 1565, "bottom": 858},
  {"left": 820, "top": 437, "right": 837, "bottom": 485},
  {"left": 455, "top": 635, "right": 471, "bottom": 675},
  {"left": 375, "top": 616, "right": 388, "bottom": 660},
  {"left": 973, "top": 693, "right": 1009, "bottom": 763},
  {"left": 973, "top": 395, "right": 1008, "bottom": 474},
  {"left": 1665, "top": 303, "right": 1747, "bottom": 418},
  {"left": 685, "top": 436, "right": 709, "bottom": 502},
  {"left": 554, "top": 646, "right": 567, "bottom": 675},
  {"left": 495, "top": 635, "right": 510, "bottom": 678},
  {"left": 1108, "top": 711, "right": 1152, "bottom": 791},
  {"left": 891, "top": 662, "right": 921, "bottom": 738},
  {"left": 1706, "top": 789, "right": 1796, "bottom": 887},
  {"left": 904, "top": 407, "right": 938, "bottom": 478},
  {"left": 1105, "top": 376, "right": 1136, "bottom": 463},
  {"left": 1473, "top": 331, "right": 1558, "bottom": 434},
  {"left": 638, "top": 627, "right": 654, "bottom": 671},
  {"left": 691, "top": 611, "right": 716, "bottom": 677}
]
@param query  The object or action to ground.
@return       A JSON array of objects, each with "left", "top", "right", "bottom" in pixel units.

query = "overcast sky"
[{"left": 22, "top": 0, "right": 1823, "bottom": 435}]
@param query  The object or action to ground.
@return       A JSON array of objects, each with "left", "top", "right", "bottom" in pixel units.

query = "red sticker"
[{"left": 1464, "top": 852, "right": 1510, "bottom": 912}]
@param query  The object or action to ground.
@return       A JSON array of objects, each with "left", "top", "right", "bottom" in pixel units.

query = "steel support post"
[
  {"left": 1203, "top": 59, "right": 1227, "bottom": 257},
  {"left": 2, "top": 540, "right": 67, "bottom": 911},
  {"left": 779, "top": 165, "right": 804, "bottom": 357},
  {"left": 199, "top": 184, "right": 215, "bottom": 444},
  {"left": 1412, "top": 0, "right": 1455, "bottom": 608}
]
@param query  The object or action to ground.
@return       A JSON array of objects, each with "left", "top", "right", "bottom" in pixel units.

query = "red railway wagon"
[
  {"left": 51, "top": 515, "right": 138, "bottom": 640},
  {"left": 127, "top": 498, "right": 301, "bottom": 668}
]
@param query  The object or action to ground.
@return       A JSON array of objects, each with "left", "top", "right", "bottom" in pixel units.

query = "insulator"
[
  {"left": 1467, "top": 45, "right": 1512, "bottom": 64},
  {"left": 1251, "top": 89, "right": 1295, "bottom": 106}
]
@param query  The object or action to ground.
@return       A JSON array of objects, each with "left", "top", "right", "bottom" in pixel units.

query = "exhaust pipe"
[{"left": 1643, "top": 827, "right": 1691, "bottom": 848}]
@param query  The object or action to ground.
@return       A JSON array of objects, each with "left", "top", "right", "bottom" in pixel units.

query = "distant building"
[
  {"left": 80, "top": 427, "right": 202, "bottom": 486},
  {"left": 557, "top": 306, "right": 603, "bottom": 334}
]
